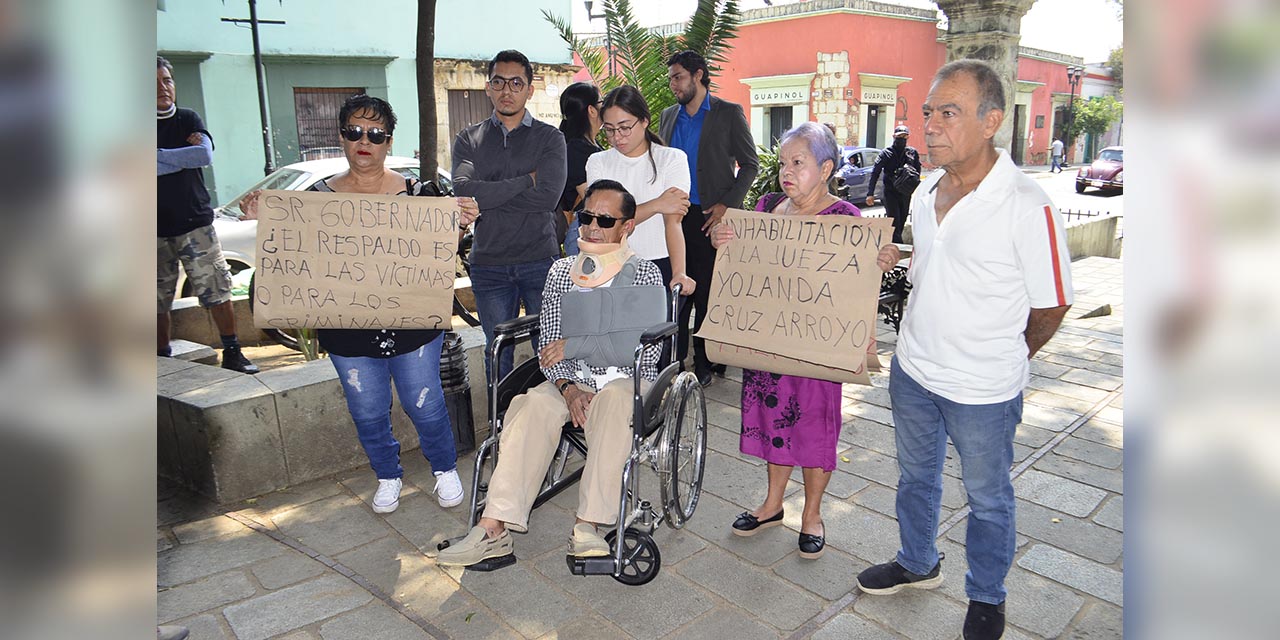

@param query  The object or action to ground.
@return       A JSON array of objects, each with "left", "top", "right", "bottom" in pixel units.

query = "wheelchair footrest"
[
  {"left": 566, "top": 555, "right": 615, "bottom": 576},
  {"left": 465, "top": 554, "right": 517, "bottom": 572}
]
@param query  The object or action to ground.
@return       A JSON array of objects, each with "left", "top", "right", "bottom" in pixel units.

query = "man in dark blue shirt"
[{"left": 660, "top": 50, "right": 759, "bottom": 387}]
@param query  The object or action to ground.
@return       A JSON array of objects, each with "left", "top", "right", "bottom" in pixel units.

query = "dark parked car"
[
  {"left": 1076, "top": 146, "right": 1123, "bottom": 194},
  {"left": 836, "top": 146, "right": 886, "bottom": 204}
]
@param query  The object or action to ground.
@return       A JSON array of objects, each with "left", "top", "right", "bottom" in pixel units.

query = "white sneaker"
[
  {"left": 433, "top": 469, "right": 464, "bottom": 508},
  {"left": 372, "top": 478, "right": 402, "bottom": 514}
]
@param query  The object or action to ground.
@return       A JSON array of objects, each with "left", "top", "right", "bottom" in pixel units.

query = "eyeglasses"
[
  {"left": 577, "top": 209, "right": 623, "bottom": 229},
  {"left": 601, "top": 120, "right": 639, "bottom": 138},
  {"left": 487, "top": 75, "right": 528, "bottom": 92},
  {"left": 340, "top": 125, "right": 390, "bottom": 145}
]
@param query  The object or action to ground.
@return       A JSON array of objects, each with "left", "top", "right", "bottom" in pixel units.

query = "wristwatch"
[{"left": 557, "top": 379, "right": 573, "bottom": 395}]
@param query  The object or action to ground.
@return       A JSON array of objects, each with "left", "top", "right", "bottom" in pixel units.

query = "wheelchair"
[{"left": 438, "top": 285, "right": 708, "bottom": 586}]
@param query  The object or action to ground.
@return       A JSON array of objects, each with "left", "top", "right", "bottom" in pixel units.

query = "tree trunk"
[{"left": 416, "top": 0, "right": 439, "bottom": 188}]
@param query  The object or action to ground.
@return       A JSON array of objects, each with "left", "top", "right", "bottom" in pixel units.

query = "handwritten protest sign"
[
  {"left": 695, "top": 210, "right": 891, "bottom": 385},
  {"left": 252, "top": 190, "right": 458, "bottom": 331}
]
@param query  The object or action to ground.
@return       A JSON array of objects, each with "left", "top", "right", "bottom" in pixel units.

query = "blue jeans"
[
  {"left": 564, "top": 218, "right": 581, "bottom": 256},
  {"left": 329, "top": 335, "right": 457, "bottom": 479},
  {"left": 469, "top": 258, "right": 554, "bottom": 384},
  {"left": 889, "top": 356, "right": 1022, "bottom": 605},
  {"left": 1051, "top": 155, "right": 1063, "bottom": 172}
]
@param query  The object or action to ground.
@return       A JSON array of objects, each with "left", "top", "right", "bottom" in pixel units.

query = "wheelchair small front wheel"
[
  {"left": 660, "top": 373, "right": 708, "bottom": 529},
  {"left": 605, "top": 528, "right": 661, "bottom": 586}
]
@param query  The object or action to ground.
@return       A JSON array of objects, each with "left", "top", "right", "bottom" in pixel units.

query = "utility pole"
[{"left": 222, "top": 0, "right": 284, "bottom": 175}]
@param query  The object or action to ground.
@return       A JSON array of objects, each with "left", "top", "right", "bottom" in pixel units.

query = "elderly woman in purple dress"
[{"left": 711, "top": 122, "right": 897, "bottom": 559}]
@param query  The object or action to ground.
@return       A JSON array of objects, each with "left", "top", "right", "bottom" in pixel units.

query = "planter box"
[{"left": 158, "top": 326, "right": 531, "bottom": 504}]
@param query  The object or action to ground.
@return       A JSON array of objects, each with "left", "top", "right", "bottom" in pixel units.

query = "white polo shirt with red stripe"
[{"left": 897, "top": 149, "right": 1073, "bottom": 404}]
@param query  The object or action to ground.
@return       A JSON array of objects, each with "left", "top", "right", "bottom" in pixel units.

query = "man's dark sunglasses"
[
  {"left": 340, "top": 125, "right": 390, "bottom": 145},
  {"left": 577, "top": 209, "right": 623, "bottom": 229}
]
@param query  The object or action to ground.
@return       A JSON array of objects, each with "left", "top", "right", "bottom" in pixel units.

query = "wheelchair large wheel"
[
  {"left": 605, "top": 528, "right": 661, "bottom": 586},
  {"left": 659, "top": 373, "right": 708, "bottom": 529}
]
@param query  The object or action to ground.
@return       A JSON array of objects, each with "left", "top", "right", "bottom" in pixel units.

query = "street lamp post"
[
  {"left": 584, "top": 1, "right": 615, "bottom": 77},
  {"left": 1065, "top": 65, "right": 1085, "bottom": 162}
]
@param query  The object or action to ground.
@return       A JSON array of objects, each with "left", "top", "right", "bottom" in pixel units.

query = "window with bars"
[{"left": 294, "top": 87, "right": 364, "bottom": 161}]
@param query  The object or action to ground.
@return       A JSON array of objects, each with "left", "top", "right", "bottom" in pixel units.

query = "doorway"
[
  {"left": 1012, "top": 104, "right": 1027, "bottom": 165},
  {"left": 865, "top": 105, "right": 881, "bottom": 149},
  {"left": 768, "top": 106, "right": 793, "bottom": 149}
]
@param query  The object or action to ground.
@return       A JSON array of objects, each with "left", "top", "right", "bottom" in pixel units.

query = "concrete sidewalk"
[{"left": 158, "top": 256, "right": 1124, "bottom": 640}]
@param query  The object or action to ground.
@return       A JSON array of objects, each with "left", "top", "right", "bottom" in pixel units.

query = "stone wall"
[
  {"left": 430, "top": 59, "right": 579, "bottom": 169},
  {"left": 812, "top": 51, "right": 858, "bottom": 146}
]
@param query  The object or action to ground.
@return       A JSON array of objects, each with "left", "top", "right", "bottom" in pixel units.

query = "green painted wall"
[
  {"left": 158, "top": 0, "right": 571, "bottom": 207},
  {"left": 262, "top": 61, "right": 391, "bottom": 168}
]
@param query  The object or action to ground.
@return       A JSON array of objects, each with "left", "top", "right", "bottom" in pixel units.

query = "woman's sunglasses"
[
  {"left": 577, "top": 209, "right": 622, "bottom": 229},
  {"left": 340, "top": 125, "right": 390, "bottom": 145}
]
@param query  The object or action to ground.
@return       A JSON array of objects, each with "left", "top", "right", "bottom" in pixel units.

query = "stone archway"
[{"left": 934, "top": 0, "right": 1038, "bottom": 153}]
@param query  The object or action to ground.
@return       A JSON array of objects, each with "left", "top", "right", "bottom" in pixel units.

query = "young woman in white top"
[{"left": 586, "top": 85, "right": 696, "bottom": 295}]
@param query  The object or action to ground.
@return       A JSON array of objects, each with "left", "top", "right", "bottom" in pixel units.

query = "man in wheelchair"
[{"left": 438, "top": 179, "right": 665, "bottom": 567}]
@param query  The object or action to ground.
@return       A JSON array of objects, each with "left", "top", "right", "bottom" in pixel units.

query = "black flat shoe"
[
  {"left": 731, "top": 509, "right": 784, "bottom": 537},
  {"left": 798, "top": 531, "right": 826, "bottom": 559}
]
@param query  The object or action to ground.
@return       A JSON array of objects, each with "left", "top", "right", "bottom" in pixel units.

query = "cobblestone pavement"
[{"left": 158, "top": 256, "right": 1124, "bottom": 639}]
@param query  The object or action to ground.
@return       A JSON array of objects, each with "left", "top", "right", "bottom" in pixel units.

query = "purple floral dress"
[{"left": 739, "top": 193, "right": 861, "bottom": 471}]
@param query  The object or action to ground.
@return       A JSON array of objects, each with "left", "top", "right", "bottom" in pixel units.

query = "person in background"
[
  {"left": 241, "top": 95, "right": 466, "bottom": 515},
  {"left": 557, "top": 82, "right": 603, "bottom": 257},
  {"left": 156, "top": 56, "right": 257, "bottom": 374},
  {"left": 587, "top": 85, "right": 695, "bottom": 297},
  {"left": 866, "top": 124, "right": 921, "bottom": 244},
  {"left": 710, "top": 122, "right": 896, "bottom": 561},
  {"left": 660, "top": 50, "right": 759, "bottom": 387}
]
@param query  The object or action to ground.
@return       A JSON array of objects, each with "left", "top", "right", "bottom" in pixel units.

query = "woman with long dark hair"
[
  {"left": 586, "top": 85, "right": 695, "bottom": 294},
  {"left": 557, "top": 82, "right": 603, "bottom": 256}
]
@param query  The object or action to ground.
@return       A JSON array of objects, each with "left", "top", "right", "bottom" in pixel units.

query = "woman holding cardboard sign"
[
  {"left": 710, "top": 122, "right": 895, "bottom": 559},
  {"left": 242, "top": 95, "right": 474, "bottom": 516}
]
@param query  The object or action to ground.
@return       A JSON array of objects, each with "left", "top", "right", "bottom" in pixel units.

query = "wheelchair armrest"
[
  {"left": 640, "top": 321, "right": 678, "bottom": 345},
  {"left": 494, "top": 314, "right": 540, "bottom": 341}
]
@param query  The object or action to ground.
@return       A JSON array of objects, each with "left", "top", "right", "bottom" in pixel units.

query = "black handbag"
[{"left": 892, "top": 164, "right": 920, "bottom": 195}]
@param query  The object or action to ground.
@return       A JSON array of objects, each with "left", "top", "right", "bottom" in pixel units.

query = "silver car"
[
  {"left": 175, "top": 156, "right": 450, "bottom": 299},
  {"left": 836, "top": 147, "right": 888, "bottom": 205}
]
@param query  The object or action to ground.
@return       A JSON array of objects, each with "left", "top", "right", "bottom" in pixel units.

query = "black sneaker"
[
  {"left": 694, "top": 364, "right": 713, "bottom": 387},
  {"left": 710, "top": 363, "right": 727, "bottom": 376},
  {"left": 856, "top": 555, "right": 944, "bottom": 595},
  {"left": 963, "top": 600, "right": 1006, "bottom": 639},
  {"left": 221, "top": 347, "right": 260, "bottom": 374}
]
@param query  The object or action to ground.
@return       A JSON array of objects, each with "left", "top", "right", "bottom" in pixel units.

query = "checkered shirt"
[{"left": 539, "top": 256, "right": 664, "bottom": 390}]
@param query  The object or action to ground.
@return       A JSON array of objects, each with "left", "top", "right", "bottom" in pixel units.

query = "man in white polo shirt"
[{"left": 856, "top": 60, "right": 1073, "bottom": 640}]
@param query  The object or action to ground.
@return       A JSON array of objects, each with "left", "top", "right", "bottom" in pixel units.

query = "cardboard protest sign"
[
  {"left": 695, "top": 210, "right": 891, "bottom": 385},
  {"left": 252, "top": 190, "right": 458, "bottom": 331}
]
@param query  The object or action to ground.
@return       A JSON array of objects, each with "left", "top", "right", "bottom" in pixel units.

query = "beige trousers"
[{"left": 482, "top": 378, "right": 646, "bottom": 531}]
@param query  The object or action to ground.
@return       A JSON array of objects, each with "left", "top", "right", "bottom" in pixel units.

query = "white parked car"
[{"left": 175, "top": 156, "right": 450, "bottom": 299}]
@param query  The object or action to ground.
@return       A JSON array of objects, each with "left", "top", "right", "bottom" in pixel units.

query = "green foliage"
[
  {"left": 1106, "top": 47, "right": 1123, "bottom": 93},
  {"left": 744, "top": 144, "right": 779, "bottom": 211},
  {"left": 542, "top": 0, "right": 742, "bottom": 136},
  {"left": 1067, "top": 95, "right": 1123, "bottom": 142}
]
